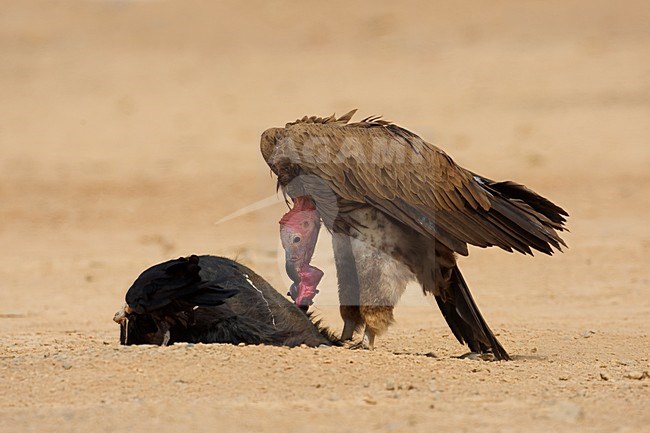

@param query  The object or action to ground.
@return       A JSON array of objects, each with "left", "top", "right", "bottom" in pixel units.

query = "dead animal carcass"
[{"left": 113, "top": 255, "right": 336, "bottom": 347}]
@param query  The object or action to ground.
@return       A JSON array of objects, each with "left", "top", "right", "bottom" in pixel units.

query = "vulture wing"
[{"left": 261, "top": 111, "right": 567, "bottom": 256}]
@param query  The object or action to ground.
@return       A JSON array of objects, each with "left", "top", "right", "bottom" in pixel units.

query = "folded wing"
[{"left": 262, "top": 114, "right": 568, "bottom": 256}]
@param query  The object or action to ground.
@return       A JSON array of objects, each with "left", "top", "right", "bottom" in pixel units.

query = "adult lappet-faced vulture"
[{"left": 261, "top": 110, "right": 568, "bottom": 360}]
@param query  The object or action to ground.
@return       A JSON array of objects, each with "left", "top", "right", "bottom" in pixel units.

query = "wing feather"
[{"left": 261, "top": 116, "right": 567, "bottom": 256}]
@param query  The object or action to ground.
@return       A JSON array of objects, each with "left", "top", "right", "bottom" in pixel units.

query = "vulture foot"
[
  {"left": 347, "top": 328, "right": 376, "bottom": 350},
  {"left": 347, "top": 341, "right": 367, "bottom": 350}
]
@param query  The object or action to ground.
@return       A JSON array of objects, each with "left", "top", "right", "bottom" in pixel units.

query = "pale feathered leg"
[
  {"left": 332, "top": 233, "right": 364, "bottom": 340},
  {"left": 346, "top": 216, "right": 414, "bottom": 349}
]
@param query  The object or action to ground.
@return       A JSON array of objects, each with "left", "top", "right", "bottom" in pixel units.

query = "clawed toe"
[
  {"left": 347, "top": 341, "right": 368, "bottom": 350},
  {"left": 346, "top": 338, "right": 374, "bottom": 350}
]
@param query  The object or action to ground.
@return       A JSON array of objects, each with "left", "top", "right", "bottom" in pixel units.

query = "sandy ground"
[{"left": 1, "top": 1, "right": 649, "bottom": 432}]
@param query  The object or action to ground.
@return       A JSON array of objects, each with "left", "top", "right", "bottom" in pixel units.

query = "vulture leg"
[
  {"left": 332, "top": 233, "right": 364, "bottom": 340},
  {"left": 345, "top": 210, "right": 414, "bottom": 349}
]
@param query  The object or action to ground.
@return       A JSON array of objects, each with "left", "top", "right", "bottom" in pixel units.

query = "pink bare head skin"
[{"left": 279, "top": 196, "right": 323, "bottom": 308}]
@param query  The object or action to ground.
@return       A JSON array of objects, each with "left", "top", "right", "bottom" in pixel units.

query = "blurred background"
[
  {"left": 0, "top": 0, "right": 648, "bottom": 330},
  {"left": 1, "top": 2, "right": 649, "bottom": 432}
]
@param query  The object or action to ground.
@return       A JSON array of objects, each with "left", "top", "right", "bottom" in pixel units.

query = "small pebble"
[
  {"left": 363, "top": 396, "right": 377, "bottom": 405},
  {"left": 62, "top": 362, "right": 72, "bottom": 370},
  {"left": 624, "top": 371, "right": 648, "bottom": 380},
  {"left": 237, "top": 342, "right": 245, "bottom": 347},
  {"left": 599, "top": 372, "right": 610, "bottom": 381},
  {"left": 461, "top": 353, "right": 482, "bottom": 361}
]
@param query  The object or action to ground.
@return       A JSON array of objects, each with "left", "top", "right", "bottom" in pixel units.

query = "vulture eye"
[{"left": 293, "top": 236, "right": 301, "bottom": 243}]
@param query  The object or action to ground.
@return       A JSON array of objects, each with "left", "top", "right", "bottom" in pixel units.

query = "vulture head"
[{"left": 279, "top": 196, "right": 324, "bottom": 310}]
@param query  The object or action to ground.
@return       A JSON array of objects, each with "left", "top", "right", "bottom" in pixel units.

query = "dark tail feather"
[
  {"left": 488, "top": 180, "right": 568, "bottom": 227},
  {"left": 435, "top": 267, "right": 510, "bottom": 360}
]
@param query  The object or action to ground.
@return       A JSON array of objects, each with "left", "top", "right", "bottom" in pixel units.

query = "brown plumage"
[{"left": 262, "top": 110, "right": 568, "bottom": 360}]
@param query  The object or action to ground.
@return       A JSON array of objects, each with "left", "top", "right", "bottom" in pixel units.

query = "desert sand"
[{"left": 1, "top": 1, "right": 649, "bottom": 432}]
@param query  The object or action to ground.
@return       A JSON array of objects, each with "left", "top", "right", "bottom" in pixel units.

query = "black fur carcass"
[{"left": 113, "top": 255, "right": 337, "bottom": 347}]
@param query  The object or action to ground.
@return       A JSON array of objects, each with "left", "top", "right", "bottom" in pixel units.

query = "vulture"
[
  {"left": 261, "top": 110, "right": 568, "bottom": 360},
  {"left": 113, "top": 255, "right": 337, "bottom": 347}
]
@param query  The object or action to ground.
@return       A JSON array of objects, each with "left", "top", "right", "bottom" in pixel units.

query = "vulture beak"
[{"left": 279, "top": 196, "right": 323, "bottom": 308}]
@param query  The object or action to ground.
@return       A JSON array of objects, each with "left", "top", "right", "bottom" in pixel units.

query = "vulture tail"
[{"left": 435, "top": 266, "right": 510, "bottom": 360}]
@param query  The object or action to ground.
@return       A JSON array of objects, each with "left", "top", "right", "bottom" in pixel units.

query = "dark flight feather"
[{"left": 434, "top": 266, "right": 509, "bottom": 360}]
